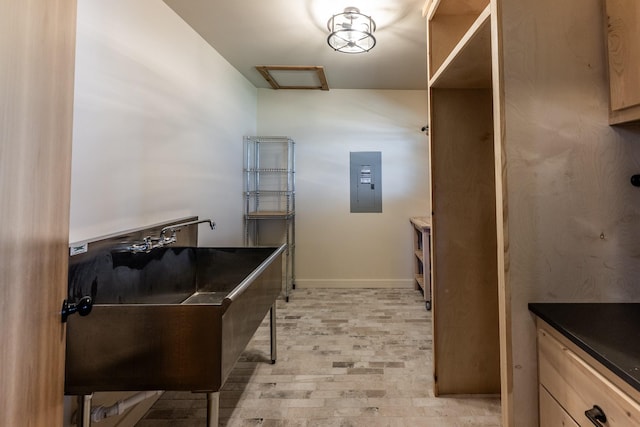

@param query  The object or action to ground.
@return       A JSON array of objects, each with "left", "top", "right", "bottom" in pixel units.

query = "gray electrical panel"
[{"left": 350, "top": 151, "right": 382, "bottom": 213}]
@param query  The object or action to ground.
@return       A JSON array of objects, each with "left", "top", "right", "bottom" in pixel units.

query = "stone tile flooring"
[{"left": 136, "top": 289, "right": 501, "bottom": 426}]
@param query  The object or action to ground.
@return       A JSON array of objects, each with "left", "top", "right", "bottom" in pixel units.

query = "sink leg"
[
  {"left": 206, "top": 392, "right": 219, "bottom": 427},
  {"left": 270, "top": 303, "right": 277, "bottom": 364},
  {"left": 77, "top": 394, "right": 92, "bottom": 427}
]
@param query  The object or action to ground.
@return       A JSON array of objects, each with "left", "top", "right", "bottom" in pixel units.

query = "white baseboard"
[{"left": 294, "top": 279, "right": 414, "bottom": 289}]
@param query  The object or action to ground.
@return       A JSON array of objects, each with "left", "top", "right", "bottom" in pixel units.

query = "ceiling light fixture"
[{"left": 327, "top": 7, "right": 376, "bottom": 54}]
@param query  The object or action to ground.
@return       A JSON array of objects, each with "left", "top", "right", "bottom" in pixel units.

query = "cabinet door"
[
  {"left": 605, "top": 0, "right": 640, "bottom": 124},
  {"left": 539, "top": 386, "right": 579, "bottom": 427}
]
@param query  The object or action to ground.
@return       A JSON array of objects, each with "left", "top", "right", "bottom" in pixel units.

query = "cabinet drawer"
[
  {"left": 538, "top": 328, "right": 640, "bottom": 426},
  {"left": 539, "top": 385, "right": 579, "bottom": 427}
]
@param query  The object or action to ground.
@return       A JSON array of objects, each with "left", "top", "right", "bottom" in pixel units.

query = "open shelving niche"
[
  {"left": 243, "top": 136, "right": 296, "bottom": 301},
  {"left": 424, "top": 0, "right": 500, "bottom": 397}
]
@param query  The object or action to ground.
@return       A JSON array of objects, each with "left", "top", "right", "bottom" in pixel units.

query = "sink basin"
[{"left": 64, "top": 245, "right": 285, "bottom": 395}]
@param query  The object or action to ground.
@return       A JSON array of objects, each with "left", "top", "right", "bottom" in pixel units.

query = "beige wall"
[
  {"left": 257, "top": 89, "right": 429, "bottom": 288},
  {"left": 500, "top": 0, "right": 640, "bottom": 423}
]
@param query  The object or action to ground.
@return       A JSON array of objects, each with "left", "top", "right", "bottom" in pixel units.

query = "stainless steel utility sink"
[{"left": 64, "top": 244, "right": 285, "bottom": 395}]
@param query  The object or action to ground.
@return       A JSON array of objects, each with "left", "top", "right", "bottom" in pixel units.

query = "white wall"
[
  {"left": 70, "top": 0, "right": 257, "bottom": 246},
  {"left": 257, "top": 89, "right": 429, "bottom": 288},
  {"left": 500, "top": 0, "right": 640, "bottom": 423}
]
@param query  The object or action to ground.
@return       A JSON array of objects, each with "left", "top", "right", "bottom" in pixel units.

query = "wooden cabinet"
[
  {"left": 604, "top": 0, "right": 640, "bottom": 124},
  {"left": 424, "top": 0, "right": 500, "bottom": 396},
  {"left": 410, "top": 217, "right": 432, "bottom": 310},
  {"left": 536, "top": 321, "right": 640, "bottom": 426}
]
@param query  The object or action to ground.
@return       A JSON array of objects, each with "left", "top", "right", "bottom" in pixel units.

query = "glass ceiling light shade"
[{"left": 327, "top": 7, "right": 376, "bottom": 54}]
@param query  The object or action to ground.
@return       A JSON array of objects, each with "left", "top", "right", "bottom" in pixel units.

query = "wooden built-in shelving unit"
[
  {"left": 424, "top": 0, "right": 640, "bottom": 423},
  {"left": 425, "top": 0, "right": 500, "bottom": 397}
]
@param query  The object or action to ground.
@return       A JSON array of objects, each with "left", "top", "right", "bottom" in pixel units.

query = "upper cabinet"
[{"left": 604, "top": 0, "right": 640, "bottom": 124}]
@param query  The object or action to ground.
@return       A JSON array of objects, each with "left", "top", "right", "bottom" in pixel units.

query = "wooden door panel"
[{"left": 0, "top": 1, "right": 77, "bottom": 425}]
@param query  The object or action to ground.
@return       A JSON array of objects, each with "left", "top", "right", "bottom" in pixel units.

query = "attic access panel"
[{"left": 256, "top": 66, "right": 329, "bottom": 91}]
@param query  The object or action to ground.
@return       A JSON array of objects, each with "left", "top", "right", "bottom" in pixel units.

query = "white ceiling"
[{"left": 163, "top": 0, "right": 428, "bottom": 90}]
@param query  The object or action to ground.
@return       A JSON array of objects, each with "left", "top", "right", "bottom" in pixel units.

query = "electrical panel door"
[{"left": 350, "top": 152, "right": 382, "bottom": 213}]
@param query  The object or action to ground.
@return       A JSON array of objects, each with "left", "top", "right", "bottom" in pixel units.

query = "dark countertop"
[{"left": 529, "top": 303, "right": 640, "bottom": 393}]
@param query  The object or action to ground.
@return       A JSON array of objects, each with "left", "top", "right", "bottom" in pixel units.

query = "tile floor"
[{"left": 136, "top": 288, "right": 501, "bottom": 426}]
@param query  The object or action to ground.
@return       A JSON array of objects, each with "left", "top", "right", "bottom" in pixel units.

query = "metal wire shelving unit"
[{"left": 243, "top": 136, "right": 295, "bottom": 301}]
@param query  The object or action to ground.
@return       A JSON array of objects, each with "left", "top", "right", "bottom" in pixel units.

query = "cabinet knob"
[{"left": 584, "top": 405, "right": 607, "bottom": 426}]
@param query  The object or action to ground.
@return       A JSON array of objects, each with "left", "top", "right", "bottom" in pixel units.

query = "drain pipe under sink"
[{"left": 85, "top": 391, "right": 163, "bottom": 423}]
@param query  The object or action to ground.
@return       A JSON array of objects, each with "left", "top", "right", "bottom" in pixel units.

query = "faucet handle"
[
  {"left": 160, "top": 234, "right": 177, "bottom": 245},
  {"left": 127, "top": 239, "right": 151, "bottom": 253}
]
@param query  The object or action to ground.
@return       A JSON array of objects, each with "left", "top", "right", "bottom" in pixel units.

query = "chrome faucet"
[
  {"left": 127, "top": 219, "right": 216, "bottom": 253},
  {"left": 126, "top": 236, "right": 156, "bottom": 253},
  {"left": 159, "top": 218, "right": 216, "bottom": 245}
]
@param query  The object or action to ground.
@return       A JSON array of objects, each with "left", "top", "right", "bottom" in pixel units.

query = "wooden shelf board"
[
  {"left": 430, "top": 6, "right": 492, "bottom": 89},
  {"left": 427, "top": 0, "right": 489, "bottom": 21},
  {"left": 415, "top": 274, "right": 425, "bottom": 290},
  {"left": 410, "top": 216, "right": 432, "bottom": 230}
]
